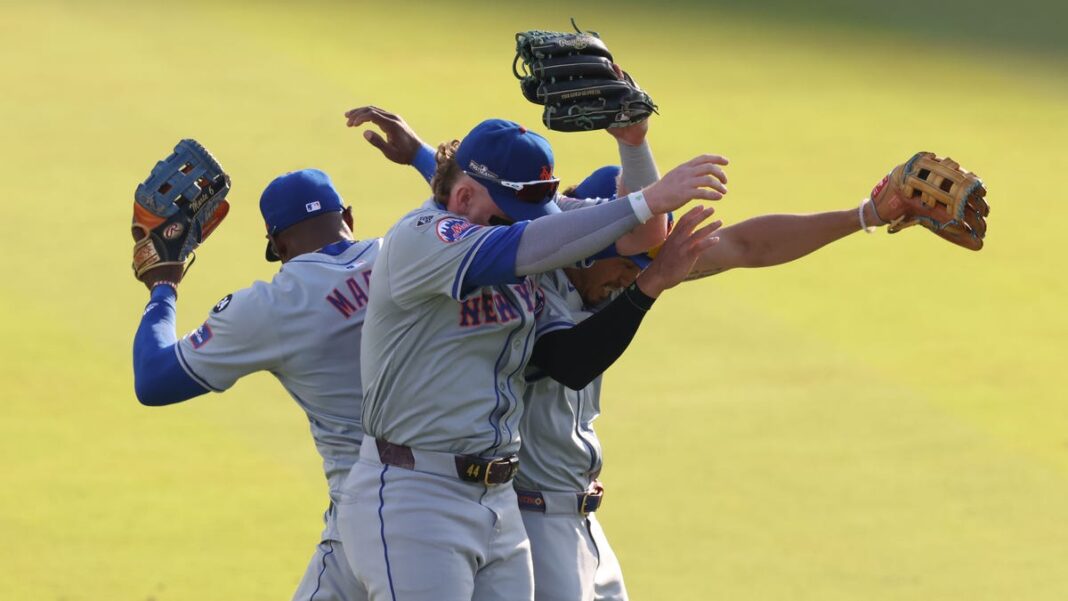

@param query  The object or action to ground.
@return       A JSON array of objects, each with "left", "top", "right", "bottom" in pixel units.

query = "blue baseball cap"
[
  {"left": 571, "top": 165, "right": 621, "bottom": 200},
  {"left": 454, "top": 119, "right": 561, "bottom": 222},
  {"left": 260, "top": 169, "right": 344, "bottom": 261}
]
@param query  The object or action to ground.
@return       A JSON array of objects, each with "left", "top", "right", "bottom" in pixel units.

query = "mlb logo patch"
[
  {"left": 305, "top": 201, "right": 321, "bottom": 213},
  {"left": 189, "top": 323, "right": 214, "bottom": 349},
  {"left": 436, "top": 217, "right": 481, "bottom": 243}
]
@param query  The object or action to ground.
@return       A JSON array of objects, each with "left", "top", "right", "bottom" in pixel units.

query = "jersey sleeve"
[
  {"left": 382, "top": 211, "right": 520, "bottom": 309},
  {"left": 534, "top": 271, "right": 576, "bottom": 340},
  {"left": 175, "top": 284, "right": 284, "bottom": 391},
  {"left": 555, "top": 195, "right": 612, "bottom": 212},
  {"left": 553, "top": 195, "right": 619, "bottom": 264}
]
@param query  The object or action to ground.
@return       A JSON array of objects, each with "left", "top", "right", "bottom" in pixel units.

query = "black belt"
[{"left": 375, "top": 439, "right": 519, "bottom": 486}]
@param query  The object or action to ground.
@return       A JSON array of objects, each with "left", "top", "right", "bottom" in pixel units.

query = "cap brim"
[
  {"left": 265, "top": 240, "right": 281, "bottom": 262},
  {"left": 627, "top": 253, "right": 653, "bottom": 270},
  {"left": 486, "top": 186, "right": 561, "bottom": 222}
]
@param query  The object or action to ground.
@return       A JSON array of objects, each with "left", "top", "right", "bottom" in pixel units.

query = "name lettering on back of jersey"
[
  {"left": 326, "top": 270, "right": 373, "bottom": 318},
  {"left": 189, "top": 323, "right": 213, "bottom": 349},
  {"left": 436, "top": 217, "right": 482, "bottom": 243},
  {"left": 459, "top": 279, "right": 541, "bottom": 327}
]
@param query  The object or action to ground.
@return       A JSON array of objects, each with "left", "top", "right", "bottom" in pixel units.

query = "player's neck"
[{"left": 276, "top": 217, "right": 354, "bottom": 262}]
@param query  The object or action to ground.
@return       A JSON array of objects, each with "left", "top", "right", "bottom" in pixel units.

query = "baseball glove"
[
  {"left": 132, "top": 139, "right": 231, "bottom": 279},
  {"left": 870, "top": 151, "right": 989, "bottom": 251},
  {"left": 513, "top": 20, "right": 657, "bottom": 132}
]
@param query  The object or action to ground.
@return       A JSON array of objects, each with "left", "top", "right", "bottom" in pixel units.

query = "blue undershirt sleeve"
[
  {"left": 411, "top": 144, "right": 437, "bottom": 184},
  {"left": 460, "top": 221, "right": 529, "bottom": 294},
  {"left": 133, "top": 286, "right": 210, "bottom": 406}
]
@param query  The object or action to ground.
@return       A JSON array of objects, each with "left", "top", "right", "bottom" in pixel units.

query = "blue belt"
[{"left": 515, "top": 486, "right": 604, "bottom": 515}]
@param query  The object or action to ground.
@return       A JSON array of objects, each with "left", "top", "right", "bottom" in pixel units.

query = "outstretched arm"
[
  {"left": 687, "top": 201, "right": 882, "bottom": 279},
  {"left": 531, "top": 206, "right": 721, "bottom": 389}
]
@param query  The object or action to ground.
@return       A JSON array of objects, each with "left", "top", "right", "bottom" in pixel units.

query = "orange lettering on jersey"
[{"left": 459, "top": 296, "right": 482, "bottom": 327}]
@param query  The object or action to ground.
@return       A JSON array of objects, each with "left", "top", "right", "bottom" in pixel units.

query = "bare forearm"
[{"left": 689, "top": 206, "right": 872, "bottom": 278}]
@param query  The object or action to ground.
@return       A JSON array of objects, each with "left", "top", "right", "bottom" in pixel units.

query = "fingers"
[
  {"left": 671, "top": 205, "right": 711, "bottom": 236},
  {"left": 694, "top": 173, "right": 727, "bottom": 195},
  {"left": 690, "top": 188, "right": 724, "bottom": 201},
  {"left": 692, "top": 217, "right": 723, "bottom": 238},
  {"left": 363, "top": 130, "right": 388, "bottom": 151},
  {"left": 344, "top": 105, "right": 401, "bottom": 129},
  {"left": 686, "top": 154, "right": 730, "bottom": 167},
  {"left": 692, "top": 233, "right": 722, "bottom": 254}
]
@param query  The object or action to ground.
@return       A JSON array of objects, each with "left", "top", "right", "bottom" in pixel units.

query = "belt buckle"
[
  {"left": 483, "top": 456, "right": 517, "bottom": 486},
  {"left": 579, "top": 487, "right": 603, "bottom": 515}
]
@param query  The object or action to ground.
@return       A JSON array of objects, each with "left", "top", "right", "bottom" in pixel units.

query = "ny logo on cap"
[{"left": 305, "top": 201, "right": 321, "bottom": 212}]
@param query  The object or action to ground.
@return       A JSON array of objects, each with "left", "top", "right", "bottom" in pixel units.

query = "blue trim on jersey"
[
  {"left": 377, "top": 465, "right": 398, "bottom": 601},
  {"left": 457, "top": 222, "right": 528, "bottom": 297},
  {"left": 411, "top": 144, "right": 437, "bottom": 184},
  {"left": 308, "top": 541, "right": 334, "bottom": 601},
  {"left": 485, "top": 304, "right": 517, "bottom": 454},
  {"left": 133, "top": 286, "right": 211, "bottom": 406},
  {"left": 174, "top": 344, "right": 222, "bottom": 392},
  {"left": 288, "top": 240, "right": 376, "bottom": 266},
  {"left": 452, "top": 232, "right": 490, "bottom": 300},
  {"left": 317, "top": 239, "right": 357, "bottom": 257},
  {"left": 501, "top": 318, "right": 538, "bottom": 449}
]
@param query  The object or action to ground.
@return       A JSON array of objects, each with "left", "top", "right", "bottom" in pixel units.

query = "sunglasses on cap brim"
[{"left": 465, "top": 171, "right": 561, "bottom": 203}]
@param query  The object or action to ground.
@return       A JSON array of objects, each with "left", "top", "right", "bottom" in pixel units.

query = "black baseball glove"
[{"left": 513, "top": 20, "right": 658, "bottom": 132}]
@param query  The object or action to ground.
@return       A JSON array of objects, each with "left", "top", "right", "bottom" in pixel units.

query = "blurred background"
[{"left": 2, "top": 0, "right": 1066, "bottom": 599}]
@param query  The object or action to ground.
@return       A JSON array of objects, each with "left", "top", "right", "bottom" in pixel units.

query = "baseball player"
[
  {"left": 517, "top": 157, "right": 962, "bottom": 600},
  {"left": 515, "top": 166, "right": 645, "bottom": 601},
  {"left": 336, "top": 112, "right": 727, "bottom": 601},
  {"left": 132, "top": 154, "right": 429, "bottom": 601}
]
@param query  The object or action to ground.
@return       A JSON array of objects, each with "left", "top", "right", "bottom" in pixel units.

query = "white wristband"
[
  {"left": 858, "top": 199, "right": 876, "bottom": 234},
  {"left": 628, "top": 190, "right": 653, "bottom": 224}
]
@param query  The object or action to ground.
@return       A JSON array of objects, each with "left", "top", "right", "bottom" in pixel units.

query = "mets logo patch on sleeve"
[
  {"left": 189, "top": 323, "right": 213, "bottom": 349},
  {"left": 435, "top": 217, "right": 482, "bottom": 243}
]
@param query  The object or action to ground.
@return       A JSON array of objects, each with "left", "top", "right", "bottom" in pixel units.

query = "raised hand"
[
  {"left": 641, "top": 155, "right": 729, "bottom": 214},
  {"left": 344, "top": 105, "right": 426, "bottom": 165},
  {"left": 635, "top": 205, "right": 722, "bottom": 297}
]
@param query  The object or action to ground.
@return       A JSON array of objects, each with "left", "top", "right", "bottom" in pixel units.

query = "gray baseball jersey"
[
  {"left": 359, "top": 200, "right": 572, "bottom": 457},
  {"left": 517, "top": 268, "right": 631, "bottom": 601},
  {"left": 176, "top": 239, "right": 380, "bottom": 542},
  {"left": 516, "top": 268, "right": 605, "bottom": 492}
]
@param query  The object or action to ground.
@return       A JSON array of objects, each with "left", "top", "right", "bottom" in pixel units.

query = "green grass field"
[{"left": 2, "top": 1, "right": 1067, "bottom": 599}]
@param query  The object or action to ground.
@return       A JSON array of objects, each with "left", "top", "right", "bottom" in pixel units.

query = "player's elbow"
[
  {"left": 132, "top": 355, "right": 207, "bottom": 407},
  {"left": 134, "top": 375, "right": 176, "bottom": 407},
  {"left": 134, "top": 378, "right": 163, "bottom": 406}
]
